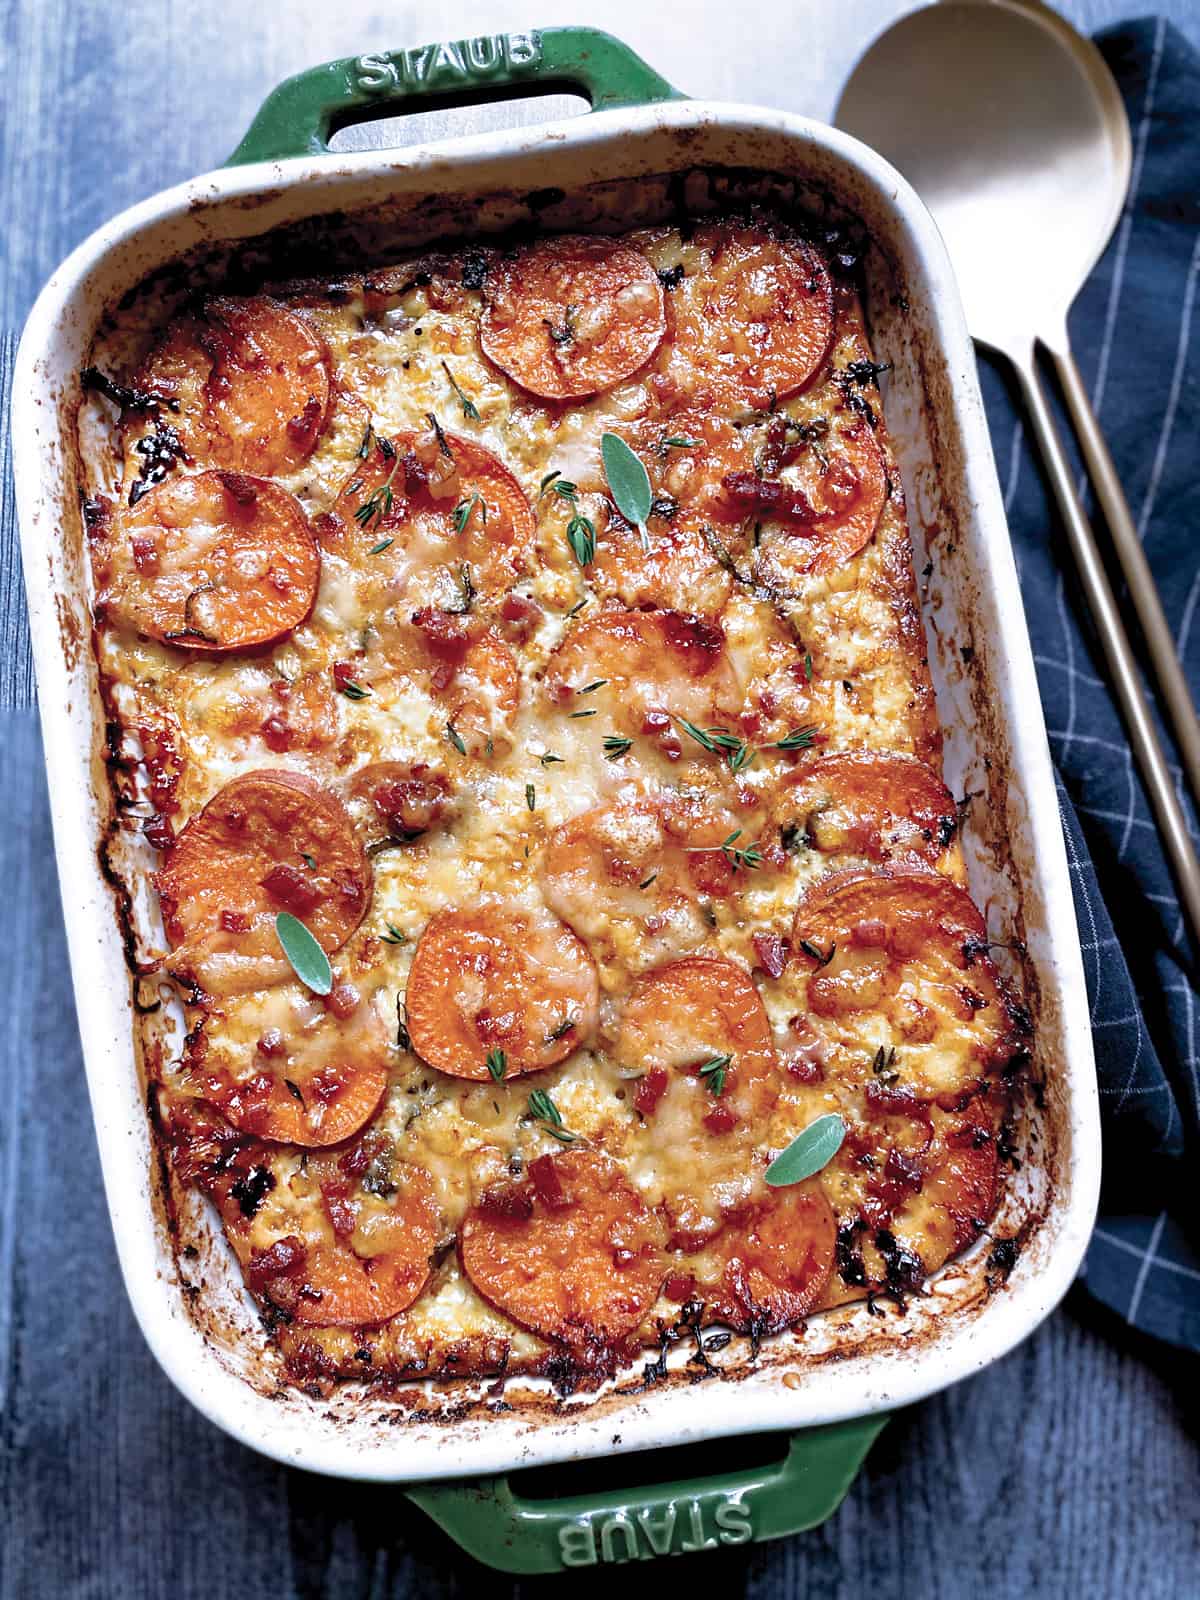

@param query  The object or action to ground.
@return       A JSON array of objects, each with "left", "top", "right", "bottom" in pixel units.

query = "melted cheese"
[{"left": 83, "top": 218, "right": 1021, "bottom": 1381}]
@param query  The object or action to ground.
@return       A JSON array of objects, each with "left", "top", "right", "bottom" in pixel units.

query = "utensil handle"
[
  {"left": 405, "top": 1416, "right": 887, "bottom": 1574},
  {"left": 1014, "top": 352, "right": 1200, "bottom": 947},
  {"left": 227, "top": 28, "right": 682, "bottom": 166},
  {"left": 1047, "top": 343, "right": 1200, "bottom": 804}
]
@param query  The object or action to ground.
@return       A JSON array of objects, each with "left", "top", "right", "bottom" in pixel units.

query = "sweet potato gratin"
[{"left": 82, "top": 215, "right": 1031, "bottom": 1391}]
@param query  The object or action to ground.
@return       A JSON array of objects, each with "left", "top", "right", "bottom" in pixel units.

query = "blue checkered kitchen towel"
[
  {"left": 0, "top": 18, "right": 1197, "bottom": 1355},
  {"left": 977, "top": 17, "right": 1200, "bottom": 1350}
]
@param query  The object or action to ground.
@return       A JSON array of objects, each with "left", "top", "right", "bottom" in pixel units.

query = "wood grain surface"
[{"left": 2, "top": 1, "right": 1198, "bottom": 1594}]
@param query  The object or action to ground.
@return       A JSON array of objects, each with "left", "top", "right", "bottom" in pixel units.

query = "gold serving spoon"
[{"left": 837, "top": 0, "right": 1200, "bottom": 945}]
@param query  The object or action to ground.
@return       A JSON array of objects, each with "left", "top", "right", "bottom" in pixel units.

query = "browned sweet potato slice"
[
  {"left": 695, "top": 1180, "right": 837, "bottom": 1333},
  {"left": 770, "top": 750, "right": 957, "bottom": 868},
  {"left": 141, "top": 296, "right": 331, "bottom": 474},
  {"left": 157, "top": 770, "right": 370, "bottom": 996},
  {"left": 481, "top": 235, "right": 666, "bottom": 400},
  {"left": 322, "top": 429, "right": 534, "bottom": 598},
  {"left": 543, "top": 608, "right": 741, "bottom": 735},
  {"left": 665, "top": 223, "right": 833, "bottom": 407},
  {"left": 405, "top": 904, "right": 599, "bottom": 1080},
  {"left": 617, "top": 957, "right": 783, "bottom": 1250},
  {"left": 210, "top": 1137, "right": 440, "bottom": 1326},
  {"left": 95, "top": 470, "right": 319, "bottom": 651},
  {"left": 460, "top": 1149, "right": 665, "bottom": 1348},
  {"left": 183, "top": 988, "right": 390, "bottom": 1148}
]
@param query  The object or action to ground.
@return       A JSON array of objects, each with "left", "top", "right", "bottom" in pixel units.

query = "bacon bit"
[
  {"left": 142, "top": 812, "right": 174, "bottom": 851},
  {"left": 401, "top": 450, "right": 428, "bottom": 495},
  {"left": 722, "top": 470, "right": 819, "bottom": 523},
  {"left": 660, "top": 611, "right": 725, "bottom": 674},
  {"left": 703, "top": 1102, "right": 737, "bottom": 1134},
  {"left": 784, "top": 1053, "right": 825, "bottom": 1084},
  {"left": 216, "top": 470, "right": 259, "bottom": 506},
  {"left": 287, "top": 395, "right": 323, "bottom": 449},
  {"left": 499, "top": 592, "right": 542, "bottom": 640},
  {"left": 260, "top": 713, "right": 294, "bottom": 752},
  {"left": 634, "top": 1066, "right": 669, "bottom": 1115},
  {"left": 310, "top": 1064, "right": 349, "bottom": 1104},
  {"left": 324, "top": 981, "right": 360, "bottom": 1020},
  {"left": 247, "top": 1234, "right": 306, "bottom": 1290},
  {"left": 530, "top": 1154, "right": 570, "bottom": 1210},
  {"left": 885, "top": 1146, "right": 924, "bottom": 1193},
  {"left": 752, "top": 931, "right": 788, "bottom": 979},
  {"left": 411, "top": 607, "right": 473, "bottom": 659},
  {"left": 477, "top": 1183, "right": 533, "bottom": 1221},
  {"left": 260, "top": 862, "right": 321, "bottom": 915},
  {"left": 257, "top": 1029, "right": 285, "bottom": 1058},
  {"left": 219, "top": 908, "right": 251, "bottom": 933},
  {"left": 332, "top": 661, "right": 365, "bottom": 694},
  {"left": 324, "top": 1189, "right": 357, "bottom": 1238},
  {"left": 370, "top": 772, "right": 449, "bottom": 834},
  {"left": 138, "top": 723, "right": 182, "bottom": 814},
  {"left": 339, "top": 1133, "right": 382, "bottom": 1180},
  {"left": 641, "top": 708, "right": 682, "bottom": 758},
  {"left": 864, "top": 1080, "right": 929, "bottom": 1120},
  {"left": 664, "top": 1270, "right": 696, "bottom": 1302},
  {"left": 131, "top": 536, "right": 159, "bottom": 572}
]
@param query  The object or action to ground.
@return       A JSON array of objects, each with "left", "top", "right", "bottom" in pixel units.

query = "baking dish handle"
[
  {"left": 227, "top": 27, "right": 683, "bottom": 167},
  {"left": 405, "top": 1415, "right": 888, "bottom": 1573}
]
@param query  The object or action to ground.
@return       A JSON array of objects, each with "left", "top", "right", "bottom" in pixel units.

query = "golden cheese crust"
[{"left": 82, "top": 213, "right": 1030, "bottom": 1391}]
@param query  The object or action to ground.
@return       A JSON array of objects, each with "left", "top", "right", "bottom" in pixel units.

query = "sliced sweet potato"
[
  {"left": 791, "top": 867, "right": 1029, "bottom": 1103},
  {"left": 770, "top": 750, "right": 958, "bottom": 868},
  {"left": 183, "top": 987, "right": 390, "bottom": 1147},
  {"left": 325, "top": 429, "right": 534, "bottom": 597},
  {"left": 95, "top": 470, "right": 319, "bottom": 651},
  {"left": 543, "top": 608, "right": 741, "bottom": 735},
  {"left": 665, "top": 223, "right": 834, "bottom": 407},
  {"left": 211, "top": 1139, "right": 440, "bottom": 1326},
  {"left": 460, "top": 1148, "right": 665, "bottom": 1348},
  {"left": 724, "top": 423, "right": 888, "bottom": 573},
  {"left": 157, "top": 770, "right": 370, "bottom": 996},
  {"left": 405, "top": 903, "right": 599, "bottom": 1080},
  {"left": 695, "top": 1179, "right": 837, "bottom": 1333},
  {"left": 141, "top": 296, "right": 331, "bottom": 474},
  {"left": 617, "top": 957, "right": 782, "bottom": 1249},
  {"left": 481, "top": 235, "right": 666, "bottom": 400}
]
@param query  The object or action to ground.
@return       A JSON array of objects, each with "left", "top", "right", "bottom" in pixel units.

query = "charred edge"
[
  {"left": 874, "top": 1229, "right": 926, "bottom": 1307},
  {"left": 836, "top": 1217, "right": 869, "bottom": 1288},
  {"left": 81, "top": 365, "right": 177, "bottom": 415},
  {"left": 985, "top": 1235, "right": 1020, "bottom": 1290}
]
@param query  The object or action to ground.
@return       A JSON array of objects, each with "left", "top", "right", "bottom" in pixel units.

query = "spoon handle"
[
  {"left": 1012, "top": 350, "right": 1200, "bottom": 950},
  {"left": 1048, "top": 343, "right": 1200, "bottom": 805}
]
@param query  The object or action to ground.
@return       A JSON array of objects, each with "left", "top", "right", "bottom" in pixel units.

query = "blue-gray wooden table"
[{"left": 2, "top": 2, "right": 1198, "bottom": 1594}]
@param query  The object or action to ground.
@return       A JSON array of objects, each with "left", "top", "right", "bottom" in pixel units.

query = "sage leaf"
[
  {"left": 275, "top": 912, "right": 333, "bottom": 996},
  {"left": 764, "top": 1113, "right": 846, "bottom": 1187},
  {"left": 601, "top": 432, "right": 652, "bottom": 550}
]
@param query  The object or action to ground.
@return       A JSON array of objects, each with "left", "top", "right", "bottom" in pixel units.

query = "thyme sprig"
[
  {"left": 540, "top": 473, "right": 596, "bottom": 568},
  {"left": 451, "top": 493, "right": 486, "bottom": 535},
  {"left": 441, "top": 360, "right": 481, "bottom": 421},
  {"left": 688, "top": 829, "right": 762, "bottom": 872},
  {"left": 353, "top": 438, "right": 401, "bottom": 530},
  {"left": 697, "top": 1053, "right": 732, "bottom": 1097},
  {"left": 528, "top": 1088, "right": 576, "bottom": 1142}
]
